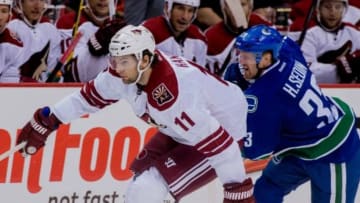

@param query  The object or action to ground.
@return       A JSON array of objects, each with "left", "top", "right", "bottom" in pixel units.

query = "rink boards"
[{"left": 0, "top": 83, "right": 359, "bottom": 203}]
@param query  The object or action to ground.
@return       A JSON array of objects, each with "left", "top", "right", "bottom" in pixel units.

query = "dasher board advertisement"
[{"left": 0, "top": 84, "right": 359, "bottom": 202}]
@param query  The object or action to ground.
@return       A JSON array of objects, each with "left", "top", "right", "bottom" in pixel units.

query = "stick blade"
[{"left": 223, "top": 0, "right": 248, "bottom": 29}]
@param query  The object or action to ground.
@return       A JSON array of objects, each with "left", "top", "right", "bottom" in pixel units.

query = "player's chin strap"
[
  {"left": 17, "top": 3, "right": 48, "bottom": 29},
  {"left": 134, "top": 53, "right": 154, "bottom": 84},
  {"left": 163, "top": 5, "right": 198, "bottom": 37},
  {"left": 84, "top": 5, "right": 109, "bottom": 26}
]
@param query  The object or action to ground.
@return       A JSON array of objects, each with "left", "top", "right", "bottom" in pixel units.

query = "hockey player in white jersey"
[
  {"left": 62, "top": 17, "right": 126, "bottom": 82},
  {"left": 16, "top": 25, "right": 254, "bottom": 203},
  {"left": 7, "top": 0, "right": 62, "bottom": 82},
  {"left": 299, "top": 0, "right": 360, "bottom": 83},
  {"left": 57, "top": 0, "right": 127, "bottom": 82},
  {"left": 60, "top": 0, "right": 207, "bottom": 83},
  {"left": 142, "top": 0, "right": 208, "bottom": 67},
  {"left": 205, "top": 0, "right": 252, "bottom": 76},
  {"left": 0, "top": 0, "right": 24, "bottom": 82}
]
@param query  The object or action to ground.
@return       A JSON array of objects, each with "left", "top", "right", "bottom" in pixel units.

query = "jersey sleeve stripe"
[
  {"left": 195, "top": 127, "right": 234, "bottom": 157},
  {"left": 80, "top": 81, "right": 117, "bottom": 108}
]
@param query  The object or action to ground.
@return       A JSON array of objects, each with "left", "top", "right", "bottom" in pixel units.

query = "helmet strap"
[
  {"left": 18, "top": 2, "right": 47, "bottom": 28},
  {"left": 134, "top": 53, "right": 154, "bottom": 84}
]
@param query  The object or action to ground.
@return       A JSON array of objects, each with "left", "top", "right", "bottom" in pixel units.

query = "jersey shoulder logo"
[
  {"left": 9, "top": 30, "right": 22, "bottom": 44},
  {"left": 152, "top": 83, "right": 174, "bottom": 106},
  {"left": 246, "top": 95, "right": 258, "bottom": 113}
]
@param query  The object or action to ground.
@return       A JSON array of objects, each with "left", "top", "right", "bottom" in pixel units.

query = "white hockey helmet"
[
  {"left": 0, "top": 0, "right": 13, "bottom": 8},
  {"left": 109, "top": 25, "right": 156, "bottom": 59},
  {"left": 165, "top": 0, "right": 200, "bottom": 21},
  {"left": 166, "top": 0, "right": 200, "bottom": 10},
  {"left": 109, "top": 25, "right": 156, "bottom": 83},
  {"left": 316, "top": 0, "right": 348, "bottom": 31},
  {"left": 14, "top": 0, "right": 49, "bottom": 17},
  {"left": 317, "top": 0, "right": 348, "bottom": 9}
]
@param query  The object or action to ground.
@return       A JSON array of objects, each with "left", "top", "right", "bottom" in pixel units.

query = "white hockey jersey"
[
  {"left": 51, "top": 50, "right": 248, "bottom": 184},
  {"left": 205, "top": 22, "right": 237, "bottom": 76},
  {"left": 300, "top": 23, "right": 360, "bottom": 83},
  {"left": 7, "top": 18, "right": 62, "bottom": 81},
  {"left": 57, "top": 13, "right": 107, "bottom": 82},
  {"left": 343, "top": 5, "right": 360, "bottom": 26},
  {"left": 65, "top": 21, "right": 104, "bottom": 82},
  {"left": 0, "top": 28, "right": 24, "bottom": 82},
  {"left": 142, "top": 16, "right": 207, "bottom": 66}
]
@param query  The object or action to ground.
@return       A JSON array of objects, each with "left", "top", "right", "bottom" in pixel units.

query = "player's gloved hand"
[
  {"left": 16, "top": 107, "right": 61, "bottom": 155},
  {"left": 223, "top": 178, "right": 255, "bottom": 203},
  {"left": 130, "top": 132, "right": 178, "bottom": 175},
  {"left": 87, "top": 19, "right": 127, "bottom": 56},
  {"left": 335, "top": 50, "right": 360, "bottom": 83}
]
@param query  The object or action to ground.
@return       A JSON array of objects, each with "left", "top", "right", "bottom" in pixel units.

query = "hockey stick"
[
  {"left": 72, "top": 0, "right": 84, "bottom": 37},
  {"left": 297, "top": 0, "right": 317, "bottom": 46},
  {"left": 109, "top": 0, "right": 116, "bottom": 20},
  {"left": 223, "top": 0, "right": 248, "bottom": 29},
  {"left": 56, "top": 0, "right": 85, "bottom": 82},
  {"left": 46, "top": 31, "right": 83, "bottom": 82},
  {"left": 0, "top": 142, "right": 26, "bottom": 162}
]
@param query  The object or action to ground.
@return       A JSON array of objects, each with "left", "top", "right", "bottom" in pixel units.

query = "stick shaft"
[
  {"left": 72, "top": 0, "right": 84, "bottom": 37},
  {"left": 46, "top": 31, "right": 83, "bottom": 82},
  {"left": 0, "top": 142, "right": 26, "bottom": 162},
  {"left": 298, "top": 0, "right": 317, "bottom": 46},
  {"left": 109, "top": 0, "right": 116, "bottom": 20}
]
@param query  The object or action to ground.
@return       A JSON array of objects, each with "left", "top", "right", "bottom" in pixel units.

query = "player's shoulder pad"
[
  {"left": 0, "top": 28, "right": 23, "bottom": 47},
  {"left": 186, "top": 24, "right": 207, "bottom": 43},
  {"left": 205, "top": 21, "right": 234, "bottom": 55},
  {"left": 142, "top": 16, "right": 172, "bottom": 44}
]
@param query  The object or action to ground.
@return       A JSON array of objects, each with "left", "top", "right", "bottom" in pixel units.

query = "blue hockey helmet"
[{"left": 235, "top": 25, "right": 283, "bottom": 63}]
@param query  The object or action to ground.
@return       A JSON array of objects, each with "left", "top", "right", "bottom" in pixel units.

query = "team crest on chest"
[
  {"left": 152, "top": 83, "right": 174, "bottom": 106},
  {"left": 246, "top": 95, "right": 258, "bottom": 113}
]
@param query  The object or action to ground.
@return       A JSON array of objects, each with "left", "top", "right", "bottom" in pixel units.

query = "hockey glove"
[
  {"left": 223, "top": 178, "right": 255, "bottom": 203},
  {"left": 335, "top": 50, "right": 360, "bottom": 83},
  {"left": 87, "top": 19, "right": 127, "bottom": 56},
  {"left": 17, "top": 107, "right": 61, "bottom": 155}
]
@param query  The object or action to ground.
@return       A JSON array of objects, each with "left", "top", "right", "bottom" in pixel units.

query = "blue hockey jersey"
[{"left": 242, "top": 58, "right": 360, "bottom": 163}]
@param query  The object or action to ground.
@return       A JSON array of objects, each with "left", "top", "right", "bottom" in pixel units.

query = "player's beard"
[{"left": 122, "top": 72, "right": 139, "bottom": 84}]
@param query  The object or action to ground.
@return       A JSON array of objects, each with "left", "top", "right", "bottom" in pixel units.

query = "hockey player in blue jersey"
[
  {"left": 227, "top": 25, "right": 360, "bottom": 203},
  {"left": 224, "top": 30, "right": 307, "bottom": 91}
]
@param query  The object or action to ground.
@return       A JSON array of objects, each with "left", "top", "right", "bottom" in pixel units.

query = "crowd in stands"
[{"left": 0, "top": 0, "right": 359, "bottom": 83}]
